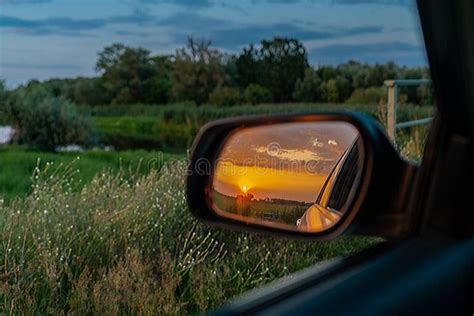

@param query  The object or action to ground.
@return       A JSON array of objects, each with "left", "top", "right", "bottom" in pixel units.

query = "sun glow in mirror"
[{"left": 208, "top": 121, "right": 364, "bottom": 233}]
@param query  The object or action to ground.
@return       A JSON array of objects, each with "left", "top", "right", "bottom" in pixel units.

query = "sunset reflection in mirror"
[{"left": 209, "top": 121, "right": 363, "bottom": 233}]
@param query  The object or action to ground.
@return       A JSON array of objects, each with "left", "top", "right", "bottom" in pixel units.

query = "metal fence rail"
[{"left": 384, "top": 79, "right": 433, "bottom": 141}]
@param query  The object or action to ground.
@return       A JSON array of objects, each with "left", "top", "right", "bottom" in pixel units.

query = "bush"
[
  {"left": 208, "top": 86, "right": 242, "bottom": 106},
  {"left": 346, "top": 87, "right": 386, "bottom": 105},
  {"left": 243, "top": 84, "right": 272, "bottom": 105},
  {"left": 1, "top": 86, "right": 95, "bottom": 151}
]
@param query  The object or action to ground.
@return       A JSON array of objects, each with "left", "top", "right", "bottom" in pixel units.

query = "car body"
[{"left": 297, "top": 136, "right": 361, "bottom": 231}]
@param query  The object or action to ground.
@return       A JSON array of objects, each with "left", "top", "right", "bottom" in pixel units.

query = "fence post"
[{"left": 385, "top": 80, "right": 398, "bottom": 141}]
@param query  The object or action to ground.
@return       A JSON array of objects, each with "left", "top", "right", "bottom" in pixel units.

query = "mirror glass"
[{"left": 208, "top": 121, "right": 364, "bottom": 233}]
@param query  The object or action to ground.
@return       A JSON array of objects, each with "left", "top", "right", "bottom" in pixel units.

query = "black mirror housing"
[{"left": 186, "top": 112, "right": 416, "bottom": 240}]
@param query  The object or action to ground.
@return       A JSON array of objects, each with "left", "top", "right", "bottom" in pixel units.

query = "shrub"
[
  {"left": 243, "top": 84, "right": 272, "bottom": 105},
  {"left": 346, "top": 87, "right": 387, "bottom": 105},
  {"left": 1, "top": 86, "right": 95, "bottom": 151},
  {"left": 208, "top": 86, "right": 242, "bottom": 106}
]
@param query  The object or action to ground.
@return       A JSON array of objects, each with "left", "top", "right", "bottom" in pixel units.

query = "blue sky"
[{"left": 0, "top": 0, "right": 427, "bottom": 87}]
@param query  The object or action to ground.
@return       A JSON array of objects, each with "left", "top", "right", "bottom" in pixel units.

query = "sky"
[
  {"left": 212, "top": 121, "right": 359, "bottom": 202},
  {"left": 0, "top": 0, "right": 427, "bottom": 88}
]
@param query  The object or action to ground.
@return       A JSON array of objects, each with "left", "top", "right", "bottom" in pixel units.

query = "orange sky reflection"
[{"left": 211, "top": 121, "right": 359, "bottom": 203}]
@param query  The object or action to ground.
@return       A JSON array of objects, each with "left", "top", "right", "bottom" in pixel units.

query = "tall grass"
[
  {"left": 91, "top": 103, "right": 435, "bottom": 152},
  {"left": 375, "top": 103, "right": 432, "bottom": 161},
  {"left": 82, "top": 102, "right": 434, "bottom": 123},
  {"left": 0, "top": 160, "right": 378, "bottom": 314},
  {"left": 397, "top": 125, "right": 430, "bottom": 161},
  {"left": 79, "top": 103, "right": 377, "bottom": 119}
]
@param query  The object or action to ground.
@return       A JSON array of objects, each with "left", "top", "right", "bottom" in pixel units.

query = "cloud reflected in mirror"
[{"left": 208, "top": 121, "right": 364, "bottom": 233}]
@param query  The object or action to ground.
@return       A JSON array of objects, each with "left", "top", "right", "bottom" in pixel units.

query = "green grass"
[
  {"left": 396, "top": 124, "right": 430, "bottom": 161},
  {"left": 0, "top": 160, "right": 380, "bottom": 314},
  {"left": 0, "top": 146, "right": 183, "bottom": 202}
]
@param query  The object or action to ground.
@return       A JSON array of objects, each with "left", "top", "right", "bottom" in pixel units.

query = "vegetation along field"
[{"left": 0, "top": 36, "right": 433, "bottom": 314}]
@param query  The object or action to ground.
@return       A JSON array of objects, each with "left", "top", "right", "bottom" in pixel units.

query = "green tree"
[
  {"left": 1, "top": 86, "right": 95, "bottom": 151},
  {"left": 0, "top": 80, "right": 8, "bottom": 98},
  {"left": 171, "top": 37, "right": 227, "bottom": 105},
  {"left": 260, "top": 37, "right": 308, "bottom": 102},
  {"left": 235, "top": 45, "right": 263, "bottom": 89},
  {"left": 235, "top": 37, "right": 308, "bottom": 103},
  {"left": 96, "top": 43, "right": 165, "bottom": 105},
  {"left": 320, "top": 76, "right": 351, "bottom": 103},
  {"left": 316, "top": 65, "right": 339, "bottom": 83},
  {"left": 365, "top": 62, "right": 399, "bottom": 87},
  {"left": 334, "top": 76, "right": 352, "bottom": 101},
  {"left": 144, "top": 56, "right": 173, "bottom": 104},
  {"left": 0, "top": 81, "right": 9, "bottom": 124},
  {"left": 320, "top": 79, "right": 339, "bottom": 103},
  {"left": 402, "top": 66, "right": 430, "bottom": 104},
  {"left": 293, "top": 68, "right": 321, "bottom": 102},
  {"left": 72, "top": 77, "right": 110, "bottom": 105}
]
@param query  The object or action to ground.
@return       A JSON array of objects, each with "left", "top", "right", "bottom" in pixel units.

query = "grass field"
[
  {"left": 0, "top": 102, "right": 431, "bottom": 314},
  {"left": 0, "top": 146, "right": 183, "bottom": 202}
]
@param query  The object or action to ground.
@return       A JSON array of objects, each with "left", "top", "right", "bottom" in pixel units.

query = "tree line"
[{"left": 16, "top": 37, "right": 433, "bottom": 106}]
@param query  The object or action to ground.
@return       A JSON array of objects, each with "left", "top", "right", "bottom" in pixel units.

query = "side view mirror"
[{"left": 187, "top": 113, "right": 416, "bottom": 239}]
